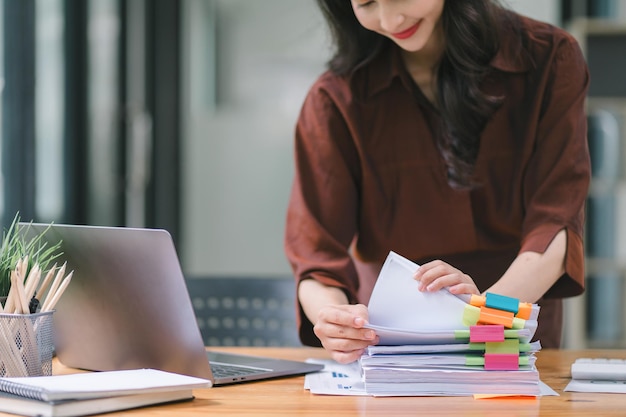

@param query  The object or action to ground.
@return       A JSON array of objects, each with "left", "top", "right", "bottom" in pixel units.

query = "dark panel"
[
  {"left": 1, "top": 0, "right": 36, "bottom": 226},
  {"left": 146, "top": 0, "right": 181, "bottom": 244},
  {"left": 587, "top": 34, "right": 626, "bottom": 97},
  {"left": 63, "top": 0, "right": 89, "bottom": 224}
]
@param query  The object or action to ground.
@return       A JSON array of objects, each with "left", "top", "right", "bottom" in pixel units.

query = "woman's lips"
[{"left": 392, "top": 22, "right": 420, "bottom": 40}]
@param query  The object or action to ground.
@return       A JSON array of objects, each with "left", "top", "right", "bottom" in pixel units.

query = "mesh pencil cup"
[{"left": 0, "top": 311, "right": 55, "bottom": 377}]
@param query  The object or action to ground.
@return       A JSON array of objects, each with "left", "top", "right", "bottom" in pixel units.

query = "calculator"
[{"left": 571, "top": 358, "right": 626, "bottom": 381}]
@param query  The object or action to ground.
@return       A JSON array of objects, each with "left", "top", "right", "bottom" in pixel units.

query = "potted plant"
[{"left": 0, "top": 214, "right": 63, "bottom": 299}]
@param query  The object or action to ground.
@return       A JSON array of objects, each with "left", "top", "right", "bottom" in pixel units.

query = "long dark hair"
[{"left": 315, "top": 0, "right": 516, "bottom": 188}]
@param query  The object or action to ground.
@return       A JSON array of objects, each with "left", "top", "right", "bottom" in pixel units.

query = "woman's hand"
[
  {"left": 413, "top": 260, "right": 480, "bottom": 296},
  {"left": 313, "top": 304, "right": 379, "bottom": 364}
]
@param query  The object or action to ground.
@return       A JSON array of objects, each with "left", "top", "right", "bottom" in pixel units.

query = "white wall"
[
  {"left": 506, "top": 0, "right": 560, "bottom": 25},
  {"left": 181, "top": 0, "right": 328, "bottom": 276},
  {"left": 181, "top": 1, "right": 561, "bottom": 277}
]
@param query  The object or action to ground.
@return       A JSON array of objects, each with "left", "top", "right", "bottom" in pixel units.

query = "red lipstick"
[{"left": 392, "top": 22, "right": 420, "bottom": 40}]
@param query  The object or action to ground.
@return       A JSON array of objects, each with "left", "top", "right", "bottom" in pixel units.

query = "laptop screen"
[{"left": 20, "top": 223, "right": 214, "bottom": 380}]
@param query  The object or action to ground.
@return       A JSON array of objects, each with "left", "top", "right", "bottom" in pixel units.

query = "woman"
[{"left": 285, "top": 0, "right": 590, "bottom": 363}]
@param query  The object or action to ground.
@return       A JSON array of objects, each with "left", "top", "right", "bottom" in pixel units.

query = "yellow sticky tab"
[
  {"left": 485, "top": 339, "right": 520, "bottom": 354},
  {"left": 463, "top": 304, "right": 481, "bottom": 326},
  {"left": 512, "top": 317, "right": 525, "bottom": 329}
]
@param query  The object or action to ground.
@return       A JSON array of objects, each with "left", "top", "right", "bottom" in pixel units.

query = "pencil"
[
  {"left": 4, "top": 272, "right": 17, "bottom": 313},
  {"left": 36, "top": 263, "right": 57, "bottom": 301},
  {"left": 24, "top": 263, "right": 42, "bottom": 301},
  {"left": 43, "top": 271, "right": 73, "bottom": 312},
  {"left": 11, "top": 271, "right": 30, "bottom": 314},
  {"left": 42, "top": 262, "right": 66, "bottom": 312}
]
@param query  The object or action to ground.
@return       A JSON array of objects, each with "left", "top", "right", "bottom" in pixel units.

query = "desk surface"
[{"left": 7, "top": 348, "right": 626, "bottom": 417}]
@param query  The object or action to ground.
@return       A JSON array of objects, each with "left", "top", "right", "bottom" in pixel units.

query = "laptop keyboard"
[{"left": 210, "top": 362, "right": 270, "bottom": 379}]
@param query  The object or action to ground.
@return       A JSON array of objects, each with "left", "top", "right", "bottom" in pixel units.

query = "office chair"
[{"left": 185, "top": 276, "right": 302, "bottom": 347}]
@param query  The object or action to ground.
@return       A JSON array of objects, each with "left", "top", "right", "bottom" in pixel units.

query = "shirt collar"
[{"left": 353, "top": 29, "right": 533, "bottom": 100}]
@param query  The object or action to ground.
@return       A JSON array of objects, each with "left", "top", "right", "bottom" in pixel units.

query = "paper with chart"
[{"left": 364, "top": 251, "right": 469, "bottom": 344}]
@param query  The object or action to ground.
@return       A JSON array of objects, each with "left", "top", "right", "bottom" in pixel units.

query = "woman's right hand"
[{"left": 313, "top": 304, "right": 379, "bottom": 364}]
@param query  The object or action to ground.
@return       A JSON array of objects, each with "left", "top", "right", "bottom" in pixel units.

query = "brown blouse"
[{"left": 285, "top": 15, "right": 591, "bottom": 348}]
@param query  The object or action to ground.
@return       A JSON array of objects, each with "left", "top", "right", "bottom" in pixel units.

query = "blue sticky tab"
[{"left": 485, "top": 292, "right": 519, "bottom": 314}]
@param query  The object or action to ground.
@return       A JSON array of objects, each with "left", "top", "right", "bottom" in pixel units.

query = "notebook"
[
  {"left": 0, "top": 369, "right": 210, "bottom": 417},
  {"left": 18, "top": 223, "right": 323, "bottom": 386}
]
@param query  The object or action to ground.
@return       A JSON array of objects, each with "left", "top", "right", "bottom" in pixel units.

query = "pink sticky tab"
[
  {"left": 484, "top": 353, "right": 519, "bottom": 370},
  {"left": 469, "top": 325, "right": 505, "bottom": 343}
]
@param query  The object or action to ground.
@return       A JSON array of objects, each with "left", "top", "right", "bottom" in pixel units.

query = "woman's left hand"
[{"left": 413, "top": 260, "right": 480, "bottom": 296}]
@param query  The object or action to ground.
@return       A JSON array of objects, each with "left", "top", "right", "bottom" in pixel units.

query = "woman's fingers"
[
  {"left": 313, "top": 304, "right": 379, "bottom": 363},
  {"left": 414, "top": 260, "right": 479, "bottom": 294}
]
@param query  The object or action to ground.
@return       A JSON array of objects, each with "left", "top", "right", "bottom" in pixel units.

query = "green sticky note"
[
  {"left": 485, "top": 338, "right": 520, "bottom": 354},
  {"left": 454, "top": 330, "right": 470, "bottom": 339},
  {"left": 465, "top": 356, "right": 486, "bottom": 366}
]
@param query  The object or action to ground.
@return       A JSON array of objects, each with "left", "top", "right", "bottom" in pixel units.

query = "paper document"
[
  {"left": 565, "top": 379, "right": 626, "bottom": 394},
  {"left": 366, "top": 340, "right": 542, "bottom": 355},
  {"left": 304, "top": 359, "right": 367, "bottom": 396},
  {"left": 305, "top": 251, "right": 553, "bottom": 397},
  {"left": 304, "top": 359, "right": 558, "bottom": 397},
  {"left": 365, "top": 252, "right": 539, "bottom": 344},
  {"left": 365, "top": 252, "right": 468, "bottom": 343}
]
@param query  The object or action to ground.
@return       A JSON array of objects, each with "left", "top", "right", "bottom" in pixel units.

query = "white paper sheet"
[
  {"left": 366, "top": 251, "right": 468, "bottom": 335},
  {"left": 564, "top": 379, "right": 626, "bottom": 394},
  {"left": 304, "top": 359, "right": 367, "bottom": 396},
  {"left": 304, "top": 359, "right": 558, "bottom": 397}
]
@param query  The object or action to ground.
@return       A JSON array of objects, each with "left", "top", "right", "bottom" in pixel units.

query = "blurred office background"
[{"left": 0, "top": 0, "right": 624, "bottom": 348}]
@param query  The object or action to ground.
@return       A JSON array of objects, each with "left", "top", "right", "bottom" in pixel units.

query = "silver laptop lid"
[{"left": 19, "top": 223, "right": 213, "bottom": 380}]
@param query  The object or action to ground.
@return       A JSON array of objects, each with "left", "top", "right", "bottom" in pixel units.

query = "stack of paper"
[{"left": 360, "top": 252, "right": 542, "bottom": 397}]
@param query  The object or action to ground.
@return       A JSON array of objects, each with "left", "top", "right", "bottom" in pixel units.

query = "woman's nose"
[{"left": 378, "top": 4, "right": 406, "bottom": 33}]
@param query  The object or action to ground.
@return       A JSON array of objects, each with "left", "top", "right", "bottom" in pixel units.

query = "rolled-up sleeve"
[
  {"left": 520, "top": 37, "right": 591, "bottom": 298},
  {"left": 285, "top": 77, "right": 361, "bottom": 345}
]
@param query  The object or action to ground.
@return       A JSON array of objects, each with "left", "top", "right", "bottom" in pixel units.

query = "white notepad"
[{"left": 0, "top": 368, "right": 211, "bottom": 401}]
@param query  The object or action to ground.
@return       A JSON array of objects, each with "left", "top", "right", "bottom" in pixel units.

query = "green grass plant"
[{"left": 0, "top": 213, "right": 63, "bottom": 297}]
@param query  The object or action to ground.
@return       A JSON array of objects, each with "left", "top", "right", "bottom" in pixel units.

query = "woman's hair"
[{"left": 315, "top": 0, "right": 518, "bottom": 189}]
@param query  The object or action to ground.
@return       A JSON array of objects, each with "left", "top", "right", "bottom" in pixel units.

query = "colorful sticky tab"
[
  {"left": 454, "top": 329, "right": 470, "bottom": 339},
  {"left": 462, "top": 304, "right": 481, "bottom": 327},
  {"left": 468, "top": 341, "right": 532, "bottom": 352},
  {"left": 485, "top": 339, "right": 520, "bottom": 354},
  {"left": 503, "top": 329, "right": 522, "bottom": 339},
  {"left": 516, "top": 302, "right": 533, "bottom": 320},
  {"left": 469, "top": 324, "right": 505, "bottom": 343},
  {"left": 465, "top": 355, "right": 487, "bottom": 366},
  {"left": 470, "top": 292, "right": 534, "bottom": 320},
  {"left": 485, "top": 292, "right": 519, "bottom": 314},
  {"left": 484, "top": 353, "right": 520, "bottom": 370},
  {"left": 469, "top": 294, "right": 486, "bottom": 307},
  {"left": 478, "top": 306, "right": 515, "bottom": 328},
  {"left": 468, "top": 342, "right": 486, "bottom": 351},
  {"left": 465, "top": 355, "right": 530, "bottom": 368},
  {"left": 512, "top": 317, "right": 525, "bottom": 329},
  {"left": 463, "top": 296, "right": 529, "bottom": 329}
]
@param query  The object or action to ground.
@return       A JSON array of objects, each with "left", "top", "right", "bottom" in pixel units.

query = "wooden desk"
[{"left": 8, "top": 348, "right": 626, "bottom": 416}]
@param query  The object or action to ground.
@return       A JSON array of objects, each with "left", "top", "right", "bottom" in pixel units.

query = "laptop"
[{"left": 19, "top": 223, "right": 323, "bottom": 386}]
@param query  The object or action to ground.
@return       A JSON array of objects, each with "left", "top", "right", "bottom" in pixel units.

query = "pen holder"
[{"left": 0, "top": 311, "right": 55, "bottom": 377}]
